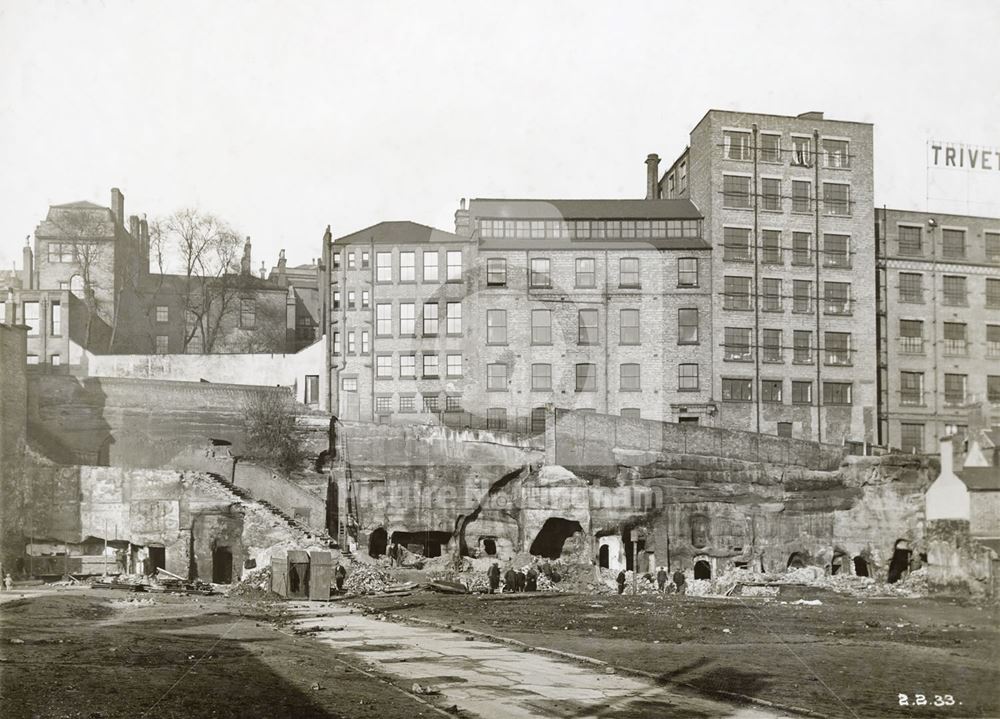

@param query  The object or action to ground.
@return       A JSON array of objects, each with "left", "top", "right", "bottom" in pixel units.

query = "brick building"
[
  {"left": 661, "top": 110, "right": 877, "bottom": 444},
  {"left": 876, "top": 207, "right": 1000, "bottom": 451}
]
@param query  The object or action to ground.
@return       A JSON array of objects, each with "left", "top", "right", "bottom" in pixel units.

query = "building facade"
[
  {"left": 877, "top": 207, "right": 1000, "bottom": 452},
  {"left": 662, "top": 110, "right": 877, "bottom": 444}
]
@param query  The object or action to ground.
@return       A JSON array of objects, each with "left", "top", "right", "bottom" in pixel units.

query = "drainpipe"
[
  {"left": 604, "top": 250, "right": 610, "bottom": 414},
  {"left": 752, "top": 123, "right": 761, "bottom": 436}
]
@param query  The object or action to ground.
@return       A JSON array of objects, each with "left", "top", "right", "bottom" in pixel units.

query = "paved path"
[{"left": 287, "top": 603, "right": 791, "bottom": 719}]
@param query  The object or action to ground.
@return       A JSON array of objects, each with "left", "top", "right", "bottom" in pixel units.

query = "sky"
[{"left": 1, "top": 0, "right": 998, "bottom": 272}]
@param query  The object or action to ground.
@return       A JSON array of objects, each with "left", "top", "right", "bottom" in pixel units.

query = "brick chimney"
[
  {"left": 939, "top": 435, "right": 953, "bottom": 478},
  {"left": 645, "top": 154, "right": 660, "bottom": 200},
  {"left": 139, "top": 215, "right": 149, "bottom": 274},
  {"left": 454, "top": 198, "right": 470, "bottom": 236},
  {"left": 240, "top": 237, "right": 252, "bottom": 275},
  {"left": 111, "top": 188, "right": 125, "bottom": 226},
  {"left": 22, "top": 238, "right": 33, "bottom": 290}
]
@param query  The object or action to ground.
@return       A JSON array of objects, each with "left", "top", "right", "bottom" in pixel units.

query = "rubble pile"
[
  {"left": 227, "top": 567, "right": 277, "bottom": 599},
  {"left": 689, "top": 566, "right": 931, "bottom": 599},
  {"left": 535, "top": 573, "right": 560, "bottom": 592},
  {"left": 344, "top": 563, "right": 391, "bottom": 594}
]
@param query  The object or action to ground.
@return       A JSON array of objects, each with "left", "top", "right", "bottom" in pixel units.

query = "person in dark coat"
[
  {"left": 525, "top": 567, "right": 538, "bottom": 591},
  {"left": 487, "top": 563, "right": 500, "bottom": 594},
  {"left": 335, "top": 564, "right": 347, "bottom": 592},
  {"left": 616, "top": 570, "right": 627, "bottom": 595},
  {"left": 503, "top": 567, "right": 517, "bottom": 593},
  {"left": 656, "top": 567, "right": 668, "bottom": 592},
  {"left": 672, "top": 568, "right": 686, "bottom": 595},
  {"left": 515, "top": 570, "right": 526, "bottom": 592}
]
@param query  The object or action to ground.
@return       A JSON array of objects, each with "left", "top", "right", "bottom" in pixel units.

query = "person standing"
[
  {"left": 672, "top": 567, "right": 686, "bottom": 595},
  {"left": 525, "top": 566, "right": 538, "bottom": 592},
  {"left": 503, "top": 567, "right": 517, "bottom": 593},
  {"left": 487, "top": 563, "right": 500, "bottom": 594},
  {"left": 334, "top": 563, "right": 347, "bottom": 592},
  {"left": 656, "top": 566, "right": 668, "bottom": 592},
  {"left": 616, "top": 570, "right": 627, "bottom": 595},
  {"left": 514, "top": 569, "right": 526, "bottom": 592},
  {"left": 3, "top": 573, "right": 13, "bottom": 592}
]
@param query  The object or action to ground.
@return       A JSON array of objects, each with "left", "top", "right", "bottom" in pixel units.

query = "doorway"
[
  {"left": 148, "top": 546, "right": 166, "bottom": 574},
  {"left": 694, "top": 560, "right": 712, "bottom": 579},
  {"left": 212, "top": 547, "right": 233, "bottom": 584},
  {"left": 598, "top": 544, "right": 610, "bottom": 569}
]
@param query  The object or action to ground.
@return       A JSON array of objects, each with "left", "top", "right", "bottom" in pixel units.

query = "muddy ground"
[{"left": 351, "top": 584, "right": 1000, "bottom": 719}]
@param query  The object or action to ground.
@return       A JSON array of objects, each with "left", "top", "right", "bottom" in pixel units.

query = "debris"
[
  {"left": 345, "top": 564, "right": 392, "bottom": 594},
  {"left": 310, "top": 682, "right": 322, "bottom": 691},
  {"left": 791, "top": 599, "right": 823, "bottom": 606},
  {"left": 411, "top": 683, "right": 440, "bottom": 695},
  {"left": 428, "top": 580, "right": 469, "bottom": 595},
  {"left": 9, "top": 639, "right": 24, "bottom": 645}
]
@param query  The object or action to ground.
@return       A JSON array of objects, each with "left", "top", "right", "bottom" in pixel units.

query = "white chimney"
[{"left": 939, "top": 436, "right": 953, "bottom": 478}]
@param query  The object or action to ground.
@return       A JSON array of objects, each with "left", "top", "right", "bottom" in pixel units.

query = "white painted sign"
[{"left": 929, "top": 142, "right": 1000, "bottom": 171}]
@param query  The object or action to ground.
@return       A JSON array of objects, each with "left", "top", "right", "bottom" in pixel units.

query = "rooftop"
[
  {"left": 469, "top": 198, "right": 702, "bottom": 220},
  {"left": 332, "top": 221, "right": 465, "bottom": 246},
  {"left": 957, "top": 465, "right": 1000, "bottom": 491}
]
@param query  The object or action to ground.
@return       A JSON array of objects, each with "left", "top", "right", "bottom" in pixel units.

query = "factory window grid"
[
  {"left": 793, "top": 330, "right": 813, "bottom": 364},
  {"left": 942, "top": 322, "right": 967, "bottom": 356},
  {"left": 792, "top": 232, "right": 812, "bottom": 265},
  {"left": 422, "top": 354, "right": 439, "bottom": 379},
  {"left": 988, "top": 279, "right": 1000, "bottom": 308},
  {"left": 722, "top": 175, "right": 752, "bottom": 209},
  {"left": 822, "top": 138, "right": 851, "bottom": 169},
  {"left": 987, "top": 324, "right": 1000, "bottom": 358},
  {"left": 941, "top": 228, "right": 966, "bottom": 259},
  {"left": 900, "top": 372, "right": 924, "bottom": 406},
  {"left": 400, "top": 355, "right": 416, "bottom": 378},
  {"left": 619, "top": 258, "right": 640, "bottom": 288},
  {"left": 446, "top": 395, "right": 462, "bottom": 412},
  {"left": 723, "top": 130, "right": 752, "bottom": 161},
  {"left": 762, "top": 329, "right": 783, "bottom": 363},
  {"left": 578, "top": 309, "right": 599, "bottom": 345},
  {"left": 822, "top": 183, "right": 851, "bottom": 216},
  {"left": 376, "top": 355, "right": 392, "bottom": 379},
  {"left": 620, "top": 309, "right": 640, "bottom": 345},
  {"left": 761, "top": 379, "right": 783, "bottom": 403},
  {"left": 423, "top": 395, "right": 440, "bottom": 413},
  {"left": 376, "top": 304, "right": 392, "bottom": 336},
  {"left": 823, "top": 282, "right": 851, "bottom": 315},
  {"left": 942, "top": 275, "right": 967, "bottom": 306},
  {"left": 376, "top": 252, "right": 392, "bottom": 282},
  {"left": 759, "top": 133, "right": 781, "bottom": 163},
  {"left": 790, "top": 136, "right": 812, "bottom": 167},
  {"left": 761, "top": 278, "right": 782, "bottom": 312},
  {"left": 423, "top": 251, "right": 439, "bottom": 282},
  {"left": 823, "top": 382, "right": 853, "bottom": 405},
  {"left": 898, "top": 272, "right": 924, "bottom": 303},
  {"left": 723, "top": 276, "right": 752, "bottom": 311},
  {"left": 446, "top": 302, "right": 462, "bottom": 335},
  {"left": 399, "top": 251, "right": 416, "bottom": 282},
  {"left": 678, "top": 308, "right": 699, "bottom": 344},
  {"left": 446, "top": 354, "right": 462, "bottom": 378},
  {"left": 156, "top": 305, "right": 169, "bottom": 322},
  {"left": 760, "top": 178, "right": 781, "bottom": 211},
  {"left": 677, "top": 257, "right": 699, "bottom": 287},
  {"left": 900, "top": 423, "right": 924, "bottom": 453},
  {"left": 341, "top": 376, "right": 358, "bottom": 391},
  {"left": 487, "top": 363, "right": 508, "bottom": 391},
  {"left": 897, "top": 225, "right": 923, "bottom": 256},
  {"left": 447, "top": 250, "right": 462, "bottom": 281},
  {"left": 423, "top": 302, "right": 439, "bottom": 336},
  {"left": 986, "top": 231, "right": 1000, "bottom": 262},
  {"left": 530, "top": 258, "right": 552, "bottom": 288},
  {"left": 899, "top": 319, "right": 924, "bottom": 354},
  {"left": 724, "top": 327, "right": 753, "bottom": 361},
  {"left": 620, "top": 363, "right": 641, "bottom": 391},
  {"left": 487, "top": 309, "right": 507, "bottom": 345},
  {"left": 723, "top": 227, "right": 752, "bottom": 262},
  {"left": 791, "top": 181, "right": 812, "bottom": 213},
  {"left": 399, "top": 302, "right": 416, "bottom": 336},
  {"left": 576, "top": 258, "right": 596, "bottom": 288},
  {"left": 531, "top": 363, "right": 552, "bottom": 391},
  {"left": 824, "top": 331, "right": 851, "bottom": 366},
  {"left": 375, "top": 396, "right": 393, "bottom": 415},
  {"left": 678, "top": 363, "right": 699, "bottom": 391},
  {"left": 722, "top": 378, "right": 752, "bottom": 402},
  {"left": 822, "top": 234, "right": 851, "bottom": 268},
  {"left": 944, "top": 374, "right": 967, "bottom": 406},
  {"left": 399, "top": 396, "right": 415, "bottom": 413},
  {"left": 761, "top": 229, "right": 782, "bottom": 264},
  {"left": 575, "top": 363, "right": 597, "bottom": 392},
  {"left": 792, "top": 279, "right": 813, "bottom": 313},
  {"left": 791, "top": 381, "right": 813, "bottom": 405},
  {"left": 987, "top": 375, "right": 1000, "bottom": 403}
]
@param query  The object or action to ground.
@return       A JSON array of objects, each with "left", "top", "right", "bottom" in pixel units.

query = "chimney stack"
[
  {"left": 111, "top": 188, "right": 125, "bottom": 226},
  {"left": 645, "top": 154, "right": 661, "bottom": 200},
  {"left": 259, "top": 261, "right": 266, "bottom": 280},
  {"left": 277, "top": 249, "right": 287, "bottom": 284},
  {"left": 939, "top": 436, "right": 953, "bottom": 477},
  {"left": 139, "top": 215, "right": 149, "bottom": 274},
  {"left": 240, "top": 237, "right": 252, "bottom": 275},
  {"left": 129, "top": 214, "right": 140, "bottom": 241},
  {"left": 22, "top": 237, "right": 33, "bottom": 290},
  {"left": 454, "top": 198, "right": 470, "bottom": 236}
]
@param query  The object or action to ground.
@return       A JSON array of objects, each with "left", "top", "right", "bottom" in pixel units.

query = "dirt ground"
[
  {"left": 0, "top": 587, "right": 438, "bottom": 719},
  {"left": 351, "top": 585, "right": 1000, "bottom": 719}
]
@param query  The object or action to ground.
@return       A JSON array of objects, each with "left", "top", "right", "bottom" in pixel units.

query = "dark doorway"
[
  {"left": 148, "top": 546, "right": 166, "bottom": 574},
  {"left": 853, "top": 556, "right": 869, "bottom": 577},
  {"left": 694, "top": 560, "right": 711, "bottom": 579},
  {"left": 787, "top": 552, "right": 807, "bottom": 569},
  {"left": 678, "top": 417, "right": 699, "bottom": 425},
  {"left": 391, "top": 531, "right": 452, "bottom": 558},
  {"left": 212, "top": 547, "right": 233, "bottom": 584},
  {"left": 326, "top": 480, "right": 339, "bottom": 537},
  {"left": 529, "top": 518, "right": 583, "bottom": 560},
  {"left": 482, "top": 538, "right": 497, "bottom": 556},
  {"left": 598, "top": 544, "right": 610, "bottom": 569},
  {"left": 368, "top": 528, "right": 388, "bottom": 558},
  {"left": 777, "top": 422, "right": 793, "bottom": 438},
  {"left": 831, "top": 552, "right": 847, "bottom": 575},
  {"left": 887, "top": 543, "right": 911, "bottom": 584}
]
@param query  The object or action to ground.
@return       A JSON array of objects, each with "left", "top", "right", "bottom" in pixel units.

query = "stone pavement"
[{"left": 287, "top": 603, "right": 791, "bottom": 719}]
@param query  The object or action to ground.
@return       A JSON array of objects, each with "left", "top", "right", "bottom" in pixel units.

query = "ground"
[{"left": 1, "top": 584, "right": 997, "bottom": 719}]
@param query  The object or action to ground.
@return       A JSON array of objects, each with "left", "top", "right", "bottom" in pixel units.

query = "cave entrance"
[
  {"left": 887, "top": 540, "right": 911, "bottom": 584},
  {"left": 787, "top": 552, "right": 807, "bottom": 569},
  {"left": 598, "top": 544, "right": 610, "bottom": 569},
  {"left": 831, "top": 552, "right": 847, "bottom": 575},
  {"left": 529, "top": 518, "right": 583, "bottom": 560},
  {"left": 481, "top": 538, "right": 497, "bottom": 556},
  {"left": 853, "top": 556, "right": 869, "bottom": 577},
  {"left": 391, "top": 531, "right": 452, "bottom": 558},
  {"left": 694, "top": 560, "right": 712, "bottom": 580},
  {"left": 368, "top": 528, "right": 388, "bottom": 558},
  {"left": 148, "top": 546, "right": 166, "bottom": 574},
  {"left": 212, "top": 547, "right": 233, "bottom": 584}
]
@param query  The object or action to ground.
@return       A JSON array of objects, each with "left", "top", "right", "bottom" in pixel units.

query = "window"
[
  {"left": 900, "top": 423, "right": 923, "bottom": 453},
  {"left": 347, "top": 291, "right": 355, "bottom": 309},
  {"left": 487, "top": 309, "right": 507, "bottom": 344},
  {"left": 23, "top": 302, "right": 39, "bottom": 336},
  {"left": 759, "top": 133, "right": 781, "bottom": 163},
  {"left": 423, "top": 251, "right": 438, "bottom": 282},
  {"left": 531, "top": 363, "right": 552, "bottom": 391},
  {"left": 576, "top": 258, "right": 595, "bottom": 288},
  {"left": 531, "top": 309, "right": 552, "bottom": 345},
  {"left": 618, "top": 309, "right": 640, "bottom": 345},
  {"left": 578, "top": 309, "right": 599, "bottom": 344},
  {"left": 422, "top": 354, "right": 439, "bottom": 378},
  {"left": 375, "top": 396, "right": 392, "bottom": 414},
  {"left": 761, "top": 278, "right": 782, "bottom": 311},
  {"left": 620, "top": 363, "right": 640, "bottom": 391},
  {"left": 777, "top": 422, "right": 793, "bottom": 438},
  {"left": 898, "top": 225, "right": 922, "bottom": 256},
  {"left": 943, "top": 322, "right": 967, "bottom": 355},
  {"left": 400, "top": 355, "right": 416, "bottom": 378},
  {"left": 156, "top": 305, "right": 169, "bottom": 323},
  {"left": 447, "top": 250, "right": 462, "bottom": 281},
  {"left": 792, "top": 381, "right": 813, "bottom": 405},
  {"left": 155, "top": 335, "right": 169, "bottom": 354},
  {"left": 900, "top": 372, "right": 924, "bottom": 406},
  {"left": 26, "top": 354, "right": 39, "bottom": 365},
  {"left": 446, "top": 354, "right": 462, "bottom": 378},
  {"left": 678, "top": 363, "right": 699, "bottom": 391},
  {"left": 793, "top": 280, "right": 812, "bottom": 313},
  {"left": 423, "top": 303, "right": 439, "bottom": 335},
  {"left": 486, "top": 408, "right": 507, "bottom": 431},
  {"left": 333, "top": 291, "right": 341, "bottom": 310},
  {"left": 575, "top": 363, "right": 597, "bottom": 392},
  {"left": 531, "top": 221, "right": 545, "bottom": 239},
  {"left": 446, "top": 302, "right": 462, "bottom": 334},
  {"left": 942, "top": 275, "right": 966, "bottom": 306},
  {"left": 678, "top": 258, "right": 698, "bottom": 286},
  {"left": 332, "top": 331, "right": 341, "bottom": 355},
  {"left": 823, "top": 183, "right": 850, "bottom": 216},
  {"left": 332, "top": 251, "right": 341, "bottom": 270},
  {"left": 723, "top": 175, "right": 752, "bottom": 208},
  {"left": 361, "top": 251, "right": 370, "bottom": 269},
  {"left": 823, "top": 282, "right": 851, "bottom": 315},
  {"left": 50, "top": 354, "right": 60, "bottom": 367},
  {"left": 989, "top": 279, "right": 1000, "bottom": 308},
  {"left": 724, "top": 276, "right": 752, "bottom": 310},
  {"left": 619, "top": 258, "right": 640, "bottom": 288},
  {"left": 375, "top": 304, "right": 392, "bottom": 336},
  {"left": 399, "top": 303, "right": 415, "bottom": 335},
  {"left": 423, "top": 395, "right": 440, "bottom": 413},
  {"left": 724, "top": 327, "right": 752, "bottom": 361},
  {"left": 822, "top": 138, "right": 850, "bottom": 168},
  {"left": 942, "top": 229, "right": 966, "bottom": 259},
  {"left": 791, "top": 136, "right": 812, "bottom": 167},
  {"left": 361, "top": 290, "right": 370, "bottom": 309},
  {"left": 530, "top": 258, "right": 551, "bottom": 288},
  {"left": 792, "top": 232, "right": 812, "bottom": 265},
  {"left": 723, "top": 227, "right": 751, "bottom": 261},
  {"left": 376, "top": 355, "right": 392, "bottom": 379},
  {"left": 678, "top": 308, "right": 699, "bottom": 344},
  {"left": 49, "top": 302, "right": 61, "bottom": 336},
  {"left": 399, "top": 396, "right": 415, "bottom": 413},
  {"left": 762, "top": 230, "right": 782, "bottom": 264},
  {"left": 376, "top": 252, "right": 392, "bottom": 282},
  {"left": 823, "top": 382, "right": 852, "bottom": 405},
  {"left": 347, "top": 252, "right": 356, "bottom": 269},
  {"left": 724, "top": 130, "right": 752, "bottom": 160},
  {"left": 761, "top": 178, "right": 781, "bottom": 211},
  {"left": 347, "top": 331, "right": 356, "bottom": 354},
  {"left": 47, "top": 242, "right": 76, "bottom": 263},
  {"left": 793, "top": 330, "right": 813, "bottom": 364},
  {"left": 239, "top": 299, "right": 256, "bottom": 329},
  {"left": 722, "top": 378, "right": 752, "bottom": 402},
  {"left": 988, "top": 325, "right": 1000, "bottom": 357},
  {"left": 988, "top": 375, "right": 1000, "bottom": 403},
  {"left": 899, "top": 272, "right": 924, "bottom": 303},
  {"left": 360, "top": 330, "right": 370, "bottom": 354},
  {"left": 792, "top": 181, "right": 811, "bottom": 213},
  {"left": 899, "top": 319, "right": 924, "bottom": 353},
  {"left": 761, "top": 380, "right": 783, "bottom": 403},
  {"left": 944, "top": 373, "right": 967, "bottom": 406},
  {"left": 399, "top": 251, "right": 415, "bottom": 282},
  {"left": 486, "top": 258, "right": 506, "bottom": 286},
  {"left": 762, "top": 329, "right": 782, "bottom": 363},
  {"left": 824, "top": 332, "right": 851, "bottom": 366},
  {"left": 446, "top": 395, "right": 462, "bottom": 412},
  {"left": 823, "top": 234, "right": 850, "bottom": 267},
  {"left": 987, "top": 232, "right": 1000, "bottom": 262}
]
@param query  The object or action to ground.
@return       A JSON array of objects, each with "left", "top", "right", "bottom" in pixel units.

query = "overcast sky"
[{"left": 1, "top": 0, "right": 998, "bottom": 271}]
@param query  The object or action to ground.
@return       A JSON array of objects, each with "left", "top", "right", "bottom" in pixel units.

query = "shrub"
[{"left": 242, "top": 390, "right": 305, "bottom": 473}]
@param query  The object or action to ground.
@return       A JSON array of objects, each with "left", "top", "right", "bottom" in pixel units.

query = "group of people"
[
  {"left": 616, "top": 566, "right": 687, "bottom": 595},
  {"left": 487, "top": 563, "right": 538, "bottom": 593}
]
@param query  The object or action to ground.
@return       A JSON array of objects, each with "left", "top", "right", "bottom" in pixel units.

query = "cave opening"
[
  {"left": 853, "top": 556, "right": 869, "bottom": 577},
  {"left": 529, "top": 518, "right": 583, "bottom": 560},
  {"left": 598, "top": 544, "right": 610, "bottom": 569},
  {"left": 482, "top": 538, "right": 497, "bottom": 556},
  {"left": 391, "top": 531, "right": 452, "bottom": 558},
  {"left": 787, "top": 552, "right": 807, "bottom": 569},
  {"left": 831, "top": 552, "right": 847, "bottom": 575},
  {"left": 368, "top": 528, "right": 388, "bottom": 558},
  {"left": 694, "top": 560, "right": 711, "bottom": 579},
  {"left": 148, "top": 546, "right": 166, "bottom": 574}
]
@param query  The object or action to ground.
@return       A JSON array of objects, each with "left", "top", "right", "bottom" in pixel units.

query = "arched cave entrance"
[
  {"left": 529, "top": 518, "right": 583, "bottom": 560},
  {"left": 853, "top": 556, "right": 869, "bottom": 577},
  {"left": 368, "top": 528, "right": 388, "bottom": 558},
  {"left": 482, "top": 538, "right": 497, "bottom": 556},
  {"left": 887, "top": 539, "right": 911, "bottom": 584},
  {"left": 598, "top": 544, "right": 610, "bottom": 569},
  {"left": 391, "top": 531, "right": 452, "bottom": 558},
  {"left": 212, "top": 546, "right": 233, "bottom": 584},
  {"left": 787, "top": 552, "right": 807, "bottom": 569},
  {"left": 694, "top": 560, "right": 712, "bottom": 580},
  {"left": 831, "top": 552, "right": 848, "bottom": 575}
]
